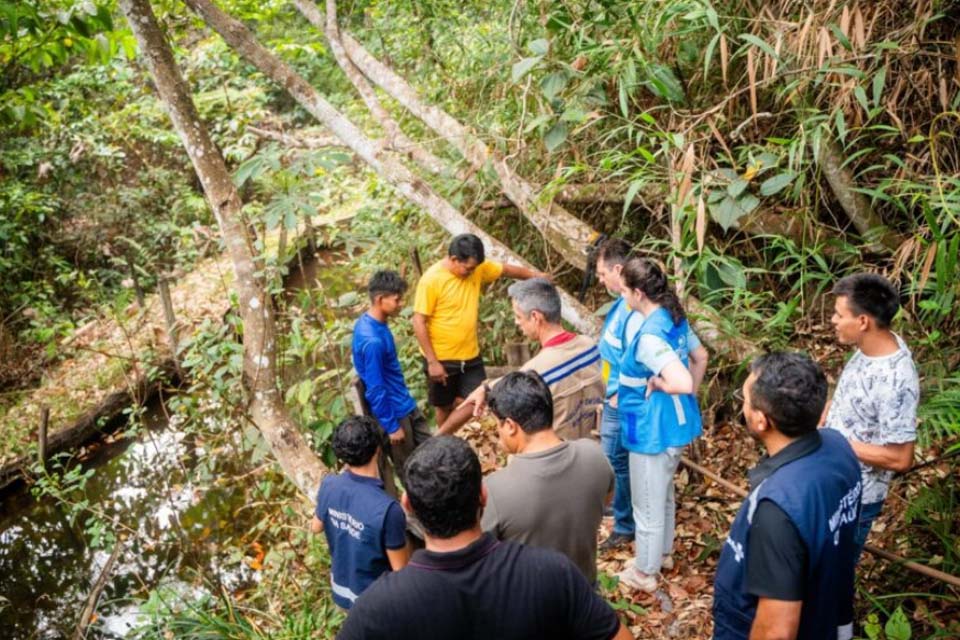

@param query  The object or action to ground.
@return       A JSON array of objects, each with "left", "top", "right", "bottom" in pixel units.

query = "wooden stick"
[
  {"left": 680, "top": 456, "right": 960, "bottom": 589},
  {"left": 73, "top": 542, "right": 123, "bottom": 640},
  {"left": 157, "top": 276, "right": 178, "bottom": 359},
  {"left": 125, "top": 255, "right": 145, "bottom": 308},
  {"left": 38, "top": 406, "right": 50, "bottom": 466}
]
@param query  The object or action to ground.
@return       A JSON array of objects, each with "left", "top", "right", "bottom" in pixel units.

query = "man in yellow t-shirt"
[{"left": 413, "top": 233, "right": 545, "bottom": 425}]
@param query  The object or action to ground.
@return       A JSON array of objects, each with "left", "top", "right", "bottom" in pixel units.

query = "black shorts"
[{"left": 423, "top": 356, "right": 486, "bottom": 407}]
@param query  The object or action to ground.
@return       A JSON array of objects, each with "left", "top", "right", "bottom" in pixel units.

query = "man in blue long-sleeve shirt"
[{"left": 352, "top": 271, "right": 432, "bottom": 490}]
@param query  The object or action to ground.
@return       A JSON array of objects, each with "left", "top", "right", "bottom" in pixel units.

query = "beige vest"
[{"left": 522, "top": 334, "right": 604, "bottom": 440}]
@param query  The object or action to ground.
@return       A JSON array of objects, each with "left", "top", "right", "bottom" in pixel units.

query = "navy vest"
[
  {"left": 316, "top": 471, "right": 397, "bottom": 609},
  {"left": 713, "top": 429, "right": 861, "bottom": 640}
]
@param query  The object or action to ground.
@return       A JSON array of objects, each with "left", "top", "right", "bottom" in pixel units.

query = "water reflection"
[{"left": 0, "top": 404, "right": 265, "bottom": 639}]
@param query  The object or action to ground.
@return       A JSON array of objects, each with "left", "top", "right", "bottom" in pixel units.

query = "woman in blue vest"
[{"left": 615, "top": 257, "right": 703, "bottom": 593}]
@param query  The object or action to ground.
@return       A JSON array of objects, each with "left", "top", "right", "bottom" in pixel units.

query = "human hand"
[
  {"left": 609, "top": 393, "right": 618, "bottom": 409},
  {"left": 645, "top": 376, "right": 662, "bottom": 399},
  {"left": 428, "top": 360, "right": 448, "bottom": 385},
  {"left": 463, "top": 384, "right": 488, "bottom": 417}
]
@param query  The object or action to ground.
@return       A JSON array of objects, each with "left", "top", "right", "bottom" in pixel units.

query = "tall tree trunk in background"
[
  {"left": 290, "top": 0, "right": 446, "bottom": 175},
  {"left": 182, "top": 0, "right": 602, "bottom": 335},
  {"left": 119, "top": 0, "right": 325, "bottom": 498},
  {"left": 333, "top": 26, "right": 597, "bottom": 271}
]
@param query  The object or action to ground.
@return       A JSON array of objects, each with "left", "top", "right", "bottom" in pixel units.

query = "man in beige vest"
[{"left": 438, "top": 278, "right": 604, "bottom": 441}]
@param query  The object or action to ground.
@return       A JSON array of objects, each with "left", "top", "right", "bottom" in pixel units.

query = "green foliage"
[{"left": 863, "top": 607, "right": 912, "bottom": 640}]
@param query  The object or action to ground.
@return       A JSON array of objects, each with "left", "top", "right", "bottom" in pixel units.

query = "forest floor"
[{"left": 461, "top": 402, "right": 958, "bottom": 638}]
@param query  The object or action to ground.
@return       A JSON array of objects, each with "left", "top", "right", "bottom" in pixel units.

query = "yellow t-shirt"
[{"left": 414, "top": 259, "right": 504, "bottom": 361}]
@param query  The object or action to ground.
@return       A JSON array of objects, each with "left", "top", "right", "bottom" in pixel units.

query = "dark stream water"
[
  {"left": 0, "top": 403, "right": 265, "bottom": 639},
  {"left": 0, "top": 249, "right": 355, "bottom": 639}
]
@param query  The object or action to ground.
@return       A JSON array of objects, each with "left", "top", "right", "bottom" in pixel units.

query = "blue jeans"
[
  {"left": 854, "top": 500, "right": 884, "bottom": 563},
  {"left": 599, "top": 402, "right": 634, "bottom": 536}
]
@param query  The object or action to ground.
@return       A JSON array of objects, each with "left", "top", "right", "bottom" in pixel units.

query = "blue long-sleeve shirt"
[{"left": 351, "top": 313, "right": 418, "bottom": 434}]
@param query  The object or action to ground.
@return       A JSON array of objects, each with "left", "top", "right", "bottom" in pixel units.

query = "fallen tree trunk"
[
  {"left": 120, "top": 0, "right": 326, "bottom": 499},
  {"left": 183, "top": 0, "right": 601, "bottom": 335},
  {"left": 334, "top": 27, "right": 597, "bottom": 271}
]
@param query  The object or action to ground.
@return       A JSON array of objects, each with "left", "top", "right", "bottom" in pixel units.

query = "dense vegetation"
[{"left": 2, "top": 0, "right": 958, "bottom": 637}]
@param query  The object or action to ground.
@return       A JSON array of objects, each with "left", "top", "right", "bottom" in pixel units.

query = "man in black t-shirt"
[{"left": 337, "top": 436, "right": 633, "bottom": 640}]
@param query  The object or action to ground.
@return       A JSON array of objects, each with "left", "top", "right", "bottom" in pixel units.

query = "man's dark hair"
[
  {"left": 332, "top": 416, "right": 383, "bottom": 466},
  {"left": 448, "top": 233, "right": 485, "bottom": 263},
  {"left": 749, "top": 352, "right": 827, "bottom": 438},
  {"left": 597, "top": 237, "right": 633, "bottom": 267},
  {"left": 488, "top": 370, "right": 554, "bottom": 434},
  {"left": 833, "top": 273, "right": 900, "bottom": 329},
  {"left": 367, "top": 269, "right": 408, "bottom": 302},
  {"left": 403, "top": 436, "right": 482, "bottom": 538}
]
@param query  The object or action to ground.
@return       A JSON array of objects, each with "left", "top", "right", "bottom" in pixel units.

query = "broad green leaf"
[
  {"left": 543, "top": 122, "right": 568, "bottom": 152},
  {"left": 623, "top": 179, "right": 646, "bottom": 215},
  {"left": 540, "top": 71, "right": 569, "bottom": 100},
  {"left": 715, "top": 259, "right": 747, "bottom": 288},
  {"left": 884, "top": 607, "right": 911, "bottom": 640},
  {"left": 645, "top": 64, "right": 685, "bottom": 103},
  {"left": 760, "top": 172, "right": 795, "bottom": 196},
  {"left": 872, "top": 67, "right": 886, "bottom": 107},
  {"left": 528, "top": 38, "right": 550, "bottom": 56},
  {"left": 727, "top": 178, "right": 749, "bottom": 198},
  {"left": 512, "top": 56, "right": 542, "bottom": 82},
  {"left": 854, "top": 86, "right": 870, "bottom": 113},
  {"left": 560, "top": 108, "right": 587, "bottom": 123},
  {"left": 297, "top": 380, "right": 313, "bottom": 406},
  {"left": 835, "top": 110, "right": 847, "bottom": 144},
  {"left": 739, "top": 34, "right": 778, "bottom": 59}
]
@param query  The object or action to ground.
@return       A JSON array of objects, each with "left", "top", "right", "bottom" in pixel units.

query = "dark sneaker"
[{"left": 599, "top": 532, "right": 633, "bottom": 552}]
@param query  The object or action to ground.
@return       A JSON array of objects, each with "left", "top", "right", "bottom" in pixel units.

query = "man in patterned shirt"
[{"left": 823, "top": 273, "right": 919, "bottom": 560}]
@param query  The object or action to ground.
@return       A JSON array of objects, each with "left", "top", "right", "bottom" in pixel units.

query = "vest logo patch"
[
  {"left": 327, "top": 507, "right": 366, "bottom": 540},
  {"left": 828, "top": 480, "right": 862, "bottom": 545},
  {"left": 725, "top": 536, "right": 745, "bottom": 563}
]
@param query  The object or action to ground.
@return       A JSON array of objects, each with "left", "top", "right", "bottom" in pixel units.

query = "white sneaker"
[
  {"left": 661, "top": 555, "right": 674, "bottom": 571},
  {"left": 616, "top": 564, "right": 658, "bottom": 593}
]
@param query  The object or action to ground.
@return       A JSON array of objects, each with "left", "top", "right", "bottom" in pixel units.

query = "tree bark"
[
  {"left": 247, "top": 125, "right": 345, "bottom": 149},
  {"left": 817, "top": 137, "right": 901, "bottom": 252},
  {"left": 119, "top": 0, "right": 326, "bottom": 498},
  {"left": 183, "top": 0, "right": 601, "bottom": 335},
  {"left": 336, "top": 29, "right": 598, "bottom": 271},
  {"left": 289, "top": 0, "right": 447, "bottom": 176}
]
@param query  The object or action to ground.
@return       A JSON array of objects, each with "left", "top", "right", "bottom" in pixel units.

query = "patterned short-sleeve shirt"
[{"left": 824, "top": 335, "right": 919, "bottom": 504}]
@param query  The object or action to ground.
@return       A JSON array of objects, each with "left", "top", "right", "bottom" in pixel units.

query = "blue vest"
[
  {"left": 713, "top": 429, "right": 862, "bottom": 640},
  {"left": 598, "top": 296, "right": 631, "bottom": 399},
  {"left": 316, "top": 471, "right": 397, "bottom": 609},
  {"left": 617, "top": 307, "right": 702, "bottom": 454}
]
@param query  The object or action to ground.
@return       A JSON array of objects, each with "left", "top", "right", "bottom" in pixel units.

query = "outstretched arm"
[{"left": 502, "top": 263, "right": 549, "bottom": 280}]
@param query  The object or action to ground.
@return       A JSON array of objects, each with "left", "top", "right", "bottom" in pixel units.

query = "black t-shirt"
[
  {"left": 745, "top": 500, "right": 807, "bottom": 601},
  {"left": 337, "top": 533, "right": 621, "bottom": 640}
]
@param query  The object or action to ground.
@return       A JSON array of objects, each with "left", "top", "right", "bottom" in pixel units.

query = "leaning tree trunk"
[
  {"left": 331, "top": 24, "right": 597, "bottom": 271},
  {"left": 182, "top": 0, "right": 601, "bottom": 335},
  {"left": 119, "top": 0, "right": 325, "bottom": 498},
  {"left": 332, "top": 26, "right": 758, "bottom": 357},
  {"left": 290, "top": 0, "right": 446, "bottom": 175}
]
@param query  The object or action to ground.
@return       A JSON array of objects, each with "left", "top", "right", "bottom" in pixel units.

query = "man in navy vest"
[
  {"left": 713, "top": 352, "right": 861, "bottom": 640},
  {"left": 311, "top": 416, "right": 411, "bottom": 609}
]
